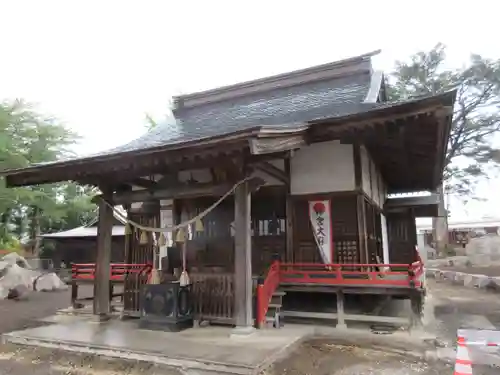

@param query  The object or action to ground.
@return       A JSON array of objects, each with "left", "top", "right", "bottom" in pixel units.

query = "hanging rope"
[{"left": 96, "top": 176, "right": 252, "bottom": 233}]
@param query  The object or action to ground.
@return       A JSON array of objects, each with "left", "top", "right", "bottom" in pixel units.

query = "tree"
[
  {"left": 0, "top": 100, "right": 97, "bottom": 253},
  {"left": 388, "top": 43, "right": 500, "bottom": 196},
  {"left": 388, "top": 44, "right": 500, "bottom": 251}
]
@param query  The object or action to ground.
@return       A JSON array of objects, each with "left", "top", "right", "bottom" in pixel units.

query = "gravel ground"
[{"left": 427, "top": 278, "right": 500, "bottom": 332}]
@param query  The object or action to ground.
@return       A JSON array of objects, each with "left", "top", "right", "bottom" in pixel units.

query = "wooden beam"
[
  {"left": 252, "top": 161, "right": 289, "bottom": 185},
  {"left": 248, "top": 135, "right": 305, "bottom": 155},
  {"left": 93, "top": 188, "right": 114, "bottom": 318},
  {"left": 77, "top": 149, "right": 248, "bottom": 188},
  {"left": 94, "top": 177, "right": 265, "bottom": 205},
  {"left": 353, "top": 143, "right": 362, "bottom": 190},
  {"left": 128, "top": 177, "right": 157, "bottom": 189}
]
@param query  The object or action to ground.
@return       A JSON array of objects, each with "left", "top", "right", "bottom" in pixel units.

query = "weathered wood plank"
[
  {"left": 233, "top": 180, "right": 253, "bottom": 329},
  {"left": 253, "top": 161, "right": 289, "bottom": 185},
  {"left": 93, "top": 189, "right": 114, "bottom": 317}
]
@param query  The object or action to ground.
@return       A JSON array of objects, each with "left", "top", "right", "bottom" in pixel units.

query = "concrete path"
[{"left": 2, "top": 318, "right": 308, "bottom": 375}]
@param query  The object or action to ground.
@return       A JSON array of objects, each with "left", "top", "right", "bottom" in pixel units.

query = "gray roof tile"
[{"left": 105, "top": 72, "right": 373, "bottom": 155}]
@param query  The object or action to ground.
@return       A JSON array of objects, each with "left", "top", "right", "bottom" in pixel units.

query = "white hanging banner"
[{"left": 308, "top": 200, "right": 334, "bottom": 264}]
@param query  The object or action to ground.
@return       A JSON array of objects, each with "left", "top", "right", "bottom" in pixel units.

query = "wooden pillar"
[
  {"left": 93, "top": 189, "right": 114, "bottom": 318},
  {"left": 284, "top": 157, "right": 294, "bottom": 263},
  {"left": 353, "top": 143, "right": 368, "bottom": 265},
  {"left": 336, "top": 290, "right": 346, "bottom": 328},
  {"left": 232, "top": 180, "right": 254, "bottom": 334},
  {"left": 357, "top": 195, "right": 369, "bottom": 264}
]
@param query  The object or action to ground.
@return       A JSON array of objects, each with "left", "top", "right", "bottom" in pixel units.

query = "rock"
[
  {"left": 34, "top": 272, "right": 68, "bottom": 292},
  {"left": 0, "top": 263, "right": 40, "bottom": 300},
  {"left": 1, "top": 253, "right": 31, "bottom": 269},
  {"left": 7, "top": 284, "right": 31, "bottom": 300},
  {"left": 484, "top": 279, "right": 500, "bottom": 293}
]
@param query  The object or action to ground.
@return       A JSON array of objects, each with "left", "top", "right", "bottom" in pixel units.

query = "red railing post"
[{"left": 255, "top": 254, "right": 282, "bottom": 329}]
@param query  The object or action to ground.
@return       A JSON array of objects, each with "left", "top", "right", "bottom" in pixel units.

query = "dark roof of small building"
[{"left": 39, "top": 209, "right": 126, "bottom": 238}]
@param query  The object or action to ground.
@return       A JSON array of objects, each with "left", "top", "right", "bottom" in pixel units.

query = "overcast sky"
[{"left": 0, "top": 0, "right": 498, "bottom": 221}]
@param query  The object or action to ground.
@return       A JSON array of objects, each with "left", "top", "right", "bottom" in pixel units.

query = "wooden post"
[
  {"left": 336, "top": 290, "right": 346, "bottom": 329},
  {"left": 232, "top": 180, "right": 254, "bottom": 335},
  {"left": 93, "top": 189, "right": 114, "bottom": 319},
  {"left": 285, "top": 157, "right": 294, "bottom": 263},
  {"left": 353, "top": 144, "right": 368, "bottom": 266},
  {"left": 357, "top": 195, "right": 369, "bottom": 265}
]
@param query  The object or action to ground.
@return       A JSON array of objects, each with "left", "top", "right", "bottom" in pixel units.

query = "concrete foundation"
[{"left": 1, "top": 316, "right": 308, "bottom": 375}]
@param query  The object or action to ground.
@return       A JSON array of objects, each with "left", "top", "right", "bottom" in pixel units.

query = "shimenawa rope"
[{"left": 97, "top": 176, "right": 251, "bottom": 233}]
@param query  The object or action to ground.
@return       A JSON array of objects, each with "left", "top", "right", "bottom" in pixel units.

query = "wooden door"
[{"left": 386, "top": 210, "right": 418, "bottom": 264}]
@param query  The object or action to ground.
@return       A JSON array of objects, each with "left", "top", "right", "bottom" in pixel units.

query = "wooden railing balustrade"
[{"left": 190, "top": 272, "right": 235, "bottom": 325}]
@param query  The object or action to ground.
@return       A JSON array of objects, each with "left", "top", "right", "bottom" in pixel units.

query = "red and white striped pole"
[{"left": 454, "top": 336, "right": 473, "bottom": 375}]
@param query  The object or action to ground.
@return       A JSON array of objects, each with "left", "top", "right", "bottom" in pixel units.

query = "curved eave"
[
  {"left": 1, "top": 127, "right": 265, "bottom": 187},
  {"left": 309, "top": 90, "right": 457, "bottom": 192}
]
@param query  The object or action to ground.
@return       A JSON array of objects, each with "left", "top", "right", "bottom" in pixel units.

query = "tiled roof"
[{"left": 105, "top": 71, "right": 375, "bottom": 155}]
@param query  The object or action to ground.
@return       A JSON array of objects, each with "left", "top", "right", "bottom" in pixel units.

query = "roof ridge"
[{"left": 173, "top": 50, "right": 380, "bottom": 111}]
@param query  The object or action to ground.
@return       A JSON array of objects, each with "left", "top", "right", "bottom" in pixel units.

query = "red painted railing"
[
  {"left": 255, "top": 257, "right": 425, "bottom": 327},
  {"left": 279, "top": 262, "right": 424, "bottom": 288},
  {"left": 71, "top": 263, "right": 152, "bottom": 282},
  {"left": 255, "top": 259, "right": 281, "bottom": 328}
]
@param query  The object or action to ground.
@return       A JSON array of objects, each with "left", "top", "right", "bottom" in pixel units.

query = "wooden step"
[
  {"left": 272, "top": 291, "right": 286, "bottom": 296},
  {"left": 265, "top": 312, "right": 284, "bottom": 328},
  {"left": 268, "top": 303, "right": 282, "bottom": 309},
  {"left": 270, "top": 295, "right": 283, "bottom": 305}
]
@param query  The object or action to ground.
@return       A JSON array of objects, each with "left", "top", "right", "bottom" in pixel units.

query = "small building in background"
[
  {"left": 40, "top": 212, "right": 126, "bottom": 268},
  {"left": 417, "top": 218, "right": 500, "bottom": 248}
]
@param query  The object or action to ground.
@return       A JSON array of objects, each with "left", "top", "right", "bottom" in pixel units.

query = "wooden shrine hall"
[{"left": 0, "top": 50, "right": 455, "bottom": 331}]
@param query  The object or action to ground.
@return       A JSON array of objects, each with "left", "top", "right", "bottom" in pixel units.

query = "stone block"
[
  {"left": 463, "top": 274, "right": 475, "bottom": 288},
  {"left": 470, "top": 275, "right": 488, "bottom": 288},
  {"left": 452, "top": 272, "right": 466, "bottom": 285},
  {"left": 442, "top": 271, "right": 456, "bottom": 280},
  {"left": 434, "top": 270, "right": 445, "bottom": 281},
  {"left": 426, "top": 268, "right": 438, "bottom": 278}
]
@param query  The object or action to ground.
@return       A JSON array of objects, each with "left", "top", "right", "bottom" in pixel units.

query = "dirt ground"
[
  {"left": 267, "top": 339, "right": 451, "bottom": 375},
  {"left": 0, "top": 282, "right": 499, "bottom": 374},
  {"left": 0, "top": 290, "right": 73, "bottom": 334}
]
